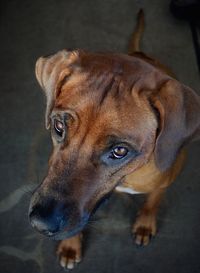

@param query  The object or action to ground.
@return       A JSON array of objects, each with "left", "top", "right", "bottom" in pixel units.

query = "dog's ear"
[
  {"left": 35, "top": 50, "right": 75, "bottom": 129},
  {"left": 150, "top": 79, "right": 200, "bottom": 171}
]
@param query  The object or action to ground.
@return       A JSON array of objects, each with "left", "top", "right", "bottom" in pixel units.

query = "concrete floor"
[{"left": 0, "top": 0, "right": 200, "bottom": 273}]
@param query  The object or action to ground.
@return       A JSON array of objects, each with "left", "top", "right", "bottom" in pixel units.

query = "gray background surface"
[{"left": 0, "top": 0, "right": 200, "bottom": 273}]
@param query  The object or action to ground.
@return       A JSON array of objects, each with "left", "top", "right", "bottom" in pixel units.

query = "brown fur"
[{"left": 29, "top": 10, "right": 200, "bottom": 270}]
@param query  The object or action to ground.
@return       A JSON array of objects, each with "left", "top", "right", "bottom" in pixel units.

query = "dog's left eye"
[
  {"left": 110, "top": 146, "right": 129, "bottom": 159},
  {"left": 101, "top": 143, "right": 139, "bottom": 166},
  {"left": 54, "top": 119, "right": 64, "bottom": 137}
]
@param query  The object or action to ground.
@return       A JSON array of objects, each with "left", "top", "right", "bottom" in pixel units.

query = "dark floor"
[{"left": 0, "top": 0, "right": 200, "bottom": 273}]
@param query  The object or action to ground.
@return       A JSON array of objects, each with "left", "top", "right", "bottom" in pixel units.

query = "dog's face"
[{"left": 29, "top": 50, "right": 200, "bottom": 240}]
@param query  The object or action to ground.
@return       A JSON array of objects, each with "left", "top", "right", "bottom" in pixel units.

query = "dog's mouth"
[
  {"left": 50, "top": 214, "right": 90, "bottom": 240},
  {"left": 46, "top": 192, "right": 112, "bottom": 241}
]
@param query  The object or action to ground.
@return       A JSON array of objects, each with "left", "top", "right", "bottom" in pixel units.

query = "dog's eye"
[
  {"left": 101, "top": 143, "right": 139, "bottom": 166},
  {"left": 54, "top": 119, "right": 64, "bottom": 137},
  {"left": 110, "top": 146, "right": 129, "bottom": 159}
]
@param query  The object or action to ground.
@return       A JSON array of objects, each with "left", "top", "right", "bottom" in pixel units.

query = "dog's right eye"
[{"left": 54, "top": 119, "right": 64, "bottom": 137}]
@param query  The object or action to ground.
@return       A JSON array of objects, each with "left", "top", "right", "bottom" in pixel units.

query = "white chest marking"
[{"left": 115, "top": 186, "right": 142, "bottom": 195}]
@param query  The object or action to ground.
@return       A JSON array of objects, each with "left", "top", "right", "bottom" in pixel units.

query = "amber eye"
[
  {"left": 111, "top": 146, "right": 128, "bottom": 159},
  {"left": 54, "top": 119, "right": 64, "bottom": 137}
]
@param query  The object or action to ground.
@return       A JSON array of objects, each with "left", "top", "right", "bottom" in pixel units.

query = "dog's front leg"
[
  {"left": 57, "top": 233, "right": 83, "bottom": 270},
  {"left": 133, "top": 187, "right": 165, "bottom": 246}
]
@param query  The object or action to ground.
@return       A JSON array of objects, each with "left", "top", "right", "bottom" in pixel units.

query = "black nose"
[{"left": 29, "top": 198, "right": 66, "bottom": 236}]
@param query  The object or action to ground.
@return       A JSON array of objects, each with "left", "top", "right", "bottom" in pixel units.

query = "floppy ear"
[
  {"left": 35, "top": 50, "right": 73, "bottom": 129},
  {"left": 150, "top": 79, "right": 200, "bottom": 171}
]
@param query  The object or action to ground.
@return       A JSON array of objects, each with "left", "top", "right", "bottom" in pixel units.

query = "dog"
[{"left": 29, "top": 10, "right": 200, "bottom": 269}]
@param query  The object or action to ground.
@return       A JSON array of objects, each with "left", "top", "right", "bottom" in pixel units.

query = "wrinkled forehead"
[
  {"left": 55, "top": 53, "right": 138, "bottom": 114},
  {"left": 54, "top": 50, "right": 146, "bottom": 108},
  {"left": 53, "top": 57, "right": 155, "bottom": 147}
]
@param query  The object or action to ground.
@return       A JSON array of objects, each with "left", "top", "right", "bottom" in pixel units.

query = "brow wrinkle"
[{"left": 99, "top": 76, "right": 116, "bottom": 105}]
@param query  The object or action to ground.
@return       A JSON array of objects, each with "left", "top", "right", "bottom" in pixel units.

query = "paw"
[
  {"left": 132, "top": 214, "right": 156, "bottom": 246},
  {"left": 56, "top": 234, "right": 82, "bottom": 270}
]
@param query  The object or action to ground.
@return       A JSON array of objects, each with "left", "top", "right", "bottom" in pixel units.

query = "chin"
[
  {"left": 51, "top": 214, "right": 90, "bottom": 240},
  {"left": 52, "top": 226, "right": 84, "bottom": 240}
]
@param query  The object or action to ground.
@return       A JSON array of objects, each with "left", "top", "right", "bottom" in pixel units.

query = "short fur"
[{"left": 29, "top": 10, "right": 200, "bottom": 269}]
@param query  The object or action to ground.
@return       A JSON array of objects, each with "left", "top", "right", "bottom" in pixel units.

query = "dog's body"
[{"left": 29, "top": 10, "right": 200, "bottom": 269}]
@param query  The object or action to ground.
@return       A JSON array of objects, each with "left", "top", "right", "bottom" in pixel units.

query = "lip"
[
  {"left": 48, "top": 213, "right": 90, "bottom": 241},
  {"left": 90, "top": 192, "right": 112, "bottom": 216},
  {"left": 51, "top": 224, "right": 86, "bottom": 240},
  {"left": 46, "top": 195, "right": 111, "bottom": 240}
]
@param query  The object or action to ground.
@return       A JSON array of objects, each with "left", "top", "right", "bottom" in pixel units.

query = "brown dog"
[{"left": 29, "top": 10, "right": 200, "bottom": 269}]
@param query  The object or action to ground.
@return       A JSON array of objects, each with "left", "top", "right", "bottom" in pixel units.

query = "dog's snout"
[
  {"left": 29, "top": 198, "right": 66, "bottom": 236},
  {"left": 29, "top": 211, "right": 55, "bottom": 236}
]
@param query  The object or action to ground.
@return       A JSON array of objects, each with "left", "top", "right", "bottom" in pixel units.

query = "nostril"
[
  {"left": 30, "top": 214, "right": 60, "bottom": 236},
  {"left": 29, "top": 201, "right": 66, "bottom": 236}
]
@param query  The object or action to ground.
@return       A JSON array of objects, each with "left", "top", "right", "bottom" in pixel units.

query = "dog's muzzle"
[{"left": 28, "top": 194, "right": 89, "bottom": 239}]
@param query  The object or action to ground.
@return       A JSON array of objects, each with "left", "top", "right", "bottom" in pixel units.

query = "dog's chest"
[
  {"left": 115, "top": 186, "right": 142, "bottom": 194},
  {"left": 115, "top": 156, "right": 163, "bottom": 194}
]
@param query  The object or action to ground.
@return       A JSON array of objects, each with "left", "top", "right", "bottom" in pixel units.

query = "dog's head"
[{"left": 29, "top": 49, "right": 200, "bottom": 239}]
